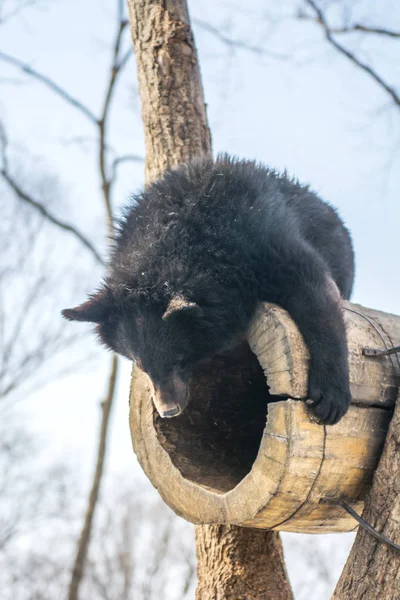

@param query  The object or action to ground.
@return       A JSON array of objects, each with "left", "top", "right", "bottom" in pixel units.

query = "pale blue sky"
[{"left": 2, "top": 0, "right": 399, "bottom": 313}]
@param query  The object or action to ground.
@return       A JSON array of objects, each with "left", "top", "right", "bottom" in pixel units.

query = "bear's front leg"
[
  {"left": 288, "top": 284, "right": 351, "bottom": 425},
  {"left": 262, "top": 240, "right": 352, "bottom": 425}
]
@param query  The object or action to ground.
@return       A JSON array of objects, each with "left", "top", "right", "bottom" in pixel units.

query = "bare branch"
[
  {"left": 0, "top": 20, "right": 133, "bottom": 237},
  {"left": 0, "top": 51, "right": 98, "bottom": 124},
  {"left": 0, "top": 11, "right": 134, "bottom": 240},
  {"left": 0, "top": 122, "right": 103, "bottom": 265},
  {"left": 304, "top": 0, "right": 400, "bottom": 108},
  {"left": 0, "top": 275, "right": 47, "bottom": 378},
  {"left": 98, "top": 18, "right": 132, "bottom": 234},
  {"left": 327, "top": 25, "right": 400, "bottom": 38},
  {"left": 67, "top": 8, "right": 132, "bottom": 598},
  {"left": 67, "top": 354, "right": 119, "bottom": 600},
  {"left": 1, "top": 169, "right": 104, "bottom": 265},
  {"left": 110, "top": 153, "right": 144, "bottom": 184},
  {"left": 117, "top": 0, "right": 124, "bottom": 25},
  {"left": 193, "top": 18, "right": 288, "bottom": 59},
  {"left": 0, "top": 332, "right": 86, "bottom": 402},
  {"left": 298, "top": 11, "right": 400, "bottom": 38}
]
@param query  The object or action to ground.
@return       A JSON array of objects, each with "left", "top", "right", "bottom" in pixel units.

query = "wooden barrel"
[{"left": 129, "top": 302, "right": 400, "bottom": 533}]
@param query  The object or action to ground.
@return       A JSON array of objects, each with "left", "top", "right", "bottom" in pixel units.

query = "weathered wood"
[
  {"left": 331, "top": 390, "right": 400, "bottom": 600},
  {"left": 129, "top": 301, "right": 399, "bottom": 533},
  {"left": 249, "top": 302, "right": 400, "bottom": 406}
]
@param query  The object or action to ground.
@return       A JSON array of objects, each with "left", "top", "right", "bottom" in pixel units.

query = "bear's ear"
[
  {"left": 162, "top": 295, "right": 203, "bottom": 320},
  {"left": 62, "top": 288, "right": 113, "bottom": 324}
]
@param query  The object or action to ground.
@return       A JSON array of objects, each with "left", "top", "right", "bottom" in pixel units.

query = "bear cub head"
[{"left": 63, "top": 285, "right": 245, "bottom": 418}]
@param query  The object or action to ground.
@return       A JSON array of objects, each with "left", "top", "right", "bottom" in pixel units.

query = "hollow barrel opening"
[
  {"left": 154, "top": 341, "right": 282, "bottom": 494},
  {"left": 131, "top": 302, "right": 398, "bottom": 532}
]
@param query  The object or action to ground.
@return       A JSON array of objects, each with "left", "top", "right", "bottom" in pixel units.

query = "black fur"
[{"left": 63, "top": 155, "right": 355, "bottom": 425}]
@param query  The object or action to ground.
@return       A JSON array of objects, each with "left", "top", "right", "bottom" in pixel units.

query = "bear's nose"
[
  {"left": 159, "top": 405, "right": 182, "bottom": 418},
  {"left": 151, "top": 376, "right": 188, "bottom": 419}
]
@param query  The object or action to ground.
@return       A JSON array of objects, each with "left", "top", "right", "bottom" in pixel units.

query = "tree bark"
[
  {"left": 195, "top": 525, "right": 293, "bottom": 600},
  {"left": 127, "top": 1, "right": 292, "bottom": 598},
  {"left": 127, "top": 0, "right": 211, "bottom": 182},
  {"left": 332, "top": 390, "right": 400, "bottom": 600}
]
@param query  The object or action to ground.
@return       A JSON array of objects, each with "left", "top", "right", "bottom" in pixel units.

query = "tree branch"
[
  {"left": 110, "top": 153, "right": 144, "bottom": 184},
  {"left": 98, "top": 19, "right": 132, "bottom": 234},
  {"left": 67, "top": 354, "right": 119, "bottom": 600},
  {"left": 0, "top": 51, "right": 98, "bottom": 124},
  {"left": 304, "top": 0, "right": 400, "bottom": 108},
  {"left": 0, "top": 169, "right": 104, "bottom": 265},
  {"left": 0, "top": 11, "right": 133, "bottom": 258},
  {"left": 193, "top": 18, "right": 288, "bottom": 59},
  {"left": 298, "top": 12, "right": 400, "bottom": 38},
  {"left": 327, "top": 25, "right": 400, "bottom": 38},
  {"left": 67, "top": 6, "right": 131, "bottom": 597},
  {"left": 0, "top": 120, "right": 103, "bottom": 264}
]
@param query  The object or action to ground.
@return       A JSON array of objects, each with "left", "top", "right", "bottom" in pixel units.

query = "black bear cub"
[{"left": 63, "top": 155, "right": 355, "bottom": 425}]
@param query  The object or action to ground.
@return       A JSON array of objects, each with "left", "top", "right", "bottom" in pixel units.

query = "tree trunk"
[
  {"left": 127, "top": 1, "right": 292, "bottom": 597},
  {"left": 127, "top": 0, "right": 211, "bottom": 182},
  {"left": 332, "top": 390, "right": 400, "bottom": 600},
  {"left": 195, "top": 525, "right": 293, "bottom": 600}
]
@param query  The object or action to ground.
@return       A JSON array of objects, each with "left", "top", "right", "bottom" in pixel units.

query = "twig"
[
  {"left": 298, "top": 12, "right": 400, "bottom": 38},
  {"left": 110, "top": 153, "right": 144, "bottom": 184},
  {"left": 1, "top": 169, "right": 104, "bottom": 265},
  {"left": 0, "top": 51, "right": 98, "bottom": 124},
  {"left": 2, "top": 6, "right": 132, "bottom": 595},
  {"left": 305, "top": 0, "right": 400, "bottom": 108},
  {"left": 0, "top": 13, "right": 133, "bottom": 256},
  {"left": 0, "top": 124, "right": 103, "bottom": 265},
  {"left": 193, "top": 18, "right": 288, "bottom": 59},
  {"left": 328, "top": 25, "right": 400, "bottom": 38},
  {"left": 98, "top": 18, "right": 132, "bottom": 234},
  {"left": 67, "top": 6, "right": 131, "bottom": 598},
  {"left": 67, "top": 354, "right": 119, "bottom": 600}
]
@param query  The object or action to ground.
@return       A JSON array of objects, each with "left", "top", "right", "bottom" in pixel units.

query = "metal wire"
[{"left": 340, "top": 501, "right": 400, "bottom": 553}]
